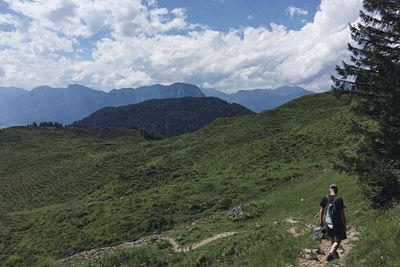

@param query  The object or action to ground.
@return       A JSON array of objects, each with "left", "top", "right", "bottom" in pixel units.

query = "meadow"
[{"left": 0, "top": 93, "right": 398, "bottom": 266}]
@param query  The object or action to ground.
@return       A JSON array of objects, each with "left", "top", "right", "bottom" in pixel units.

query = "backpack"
[{"left": 324, "top": 196, "right": 338, "bottom": 229}]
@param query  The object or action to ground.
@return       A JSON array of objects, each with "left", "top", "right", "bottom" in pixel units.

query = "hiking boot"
[
  {"left": 334, "top": 251, "right": 340, "bottom": 259},
  {"left": 326, "top": 253, "right": 338, "bottom": 262}
]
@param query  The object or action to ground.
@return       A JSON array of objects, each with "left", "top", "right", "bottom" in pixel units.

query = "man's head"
[{"left": 329, "top": 184, "right": 338, "bottom": 194}]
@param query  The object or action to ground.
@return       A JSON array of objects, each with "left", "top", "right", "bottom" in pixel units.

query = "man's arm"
[{"left": 319, "top": 207, "right": 324, "bottom": 227}]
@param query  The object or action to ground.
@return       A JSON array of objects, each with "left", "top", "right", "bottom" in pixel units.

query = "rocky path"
[
  {"left": 59, "top": 231, "right": 238, "bottom": 266},
  {"left": 297, "top": 226, "right": 360, "bottom": 267},
  {"left": 282, "top": 217, "right": 360, "bottom": 267},
  {"left": 59, "top": 215, "right": 360, "bottom": 266}
]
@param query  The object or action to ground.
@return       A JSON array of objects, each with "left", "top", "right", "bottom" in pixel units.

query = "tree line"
[{"left": 26, "top": 121, "right": 64, "bottom": 128}]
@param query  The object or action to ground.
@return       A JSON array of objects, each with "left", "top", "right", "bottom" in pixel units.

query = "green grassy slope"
[
  {"left": 0, "top": 127, "right": 145, "bottom": 213},
  {"left": 0, "top": 93, "right": 398, "bottom": 266}
]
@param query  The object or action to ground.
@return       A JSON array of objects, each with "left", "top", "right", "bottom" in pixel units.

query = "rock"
[
  {"left": 307, "top": 254, "right": 319, "bottom": 261},
  {"left": 285, "top": 218, "right": 300, "bottom": 224},
  {"left": 351, "top": 236, "right": 361, "bottom": 242},
  {"left": 302, "top": 248, "right": 320, "bottom": 261},
  {"left": 303, "top": 248, "right": 320, "bottom": 254},
  {"left": 312, "top": 227, "right": 323, "bottom": 240},
  {"left": 228, "top": 203, "right": 251, "bottom": 219},
  {"left": 312, "top": 227, "right": 329, "bottom": 241},
  {"left": 287, "top": 227, "right": 299, "bottom": 236}
]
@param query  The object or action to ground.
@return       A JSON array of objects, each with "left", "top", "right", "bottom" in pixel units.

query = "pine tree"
[{"left": 332, "top": 0, "right": 400, "bottom": 208}]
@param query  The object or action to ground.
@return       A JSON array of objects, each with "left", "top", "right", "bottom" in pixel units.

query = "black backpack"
[{"left": 324, "top": 196, "right": 338, "bottom": 229}]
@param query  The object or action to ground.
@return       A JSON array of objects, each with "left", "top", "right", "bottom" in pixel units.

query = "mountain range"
[
  {"left": 0, "top": 83, "right": 314, "bottom": 128},
  {"left": 201, "top": 86, "right": 314, "bottom": 112},
  {"left": 0, "top": 83, "right": 205, "bottom": 126},
  {"left": 72, "top": 97, "right": 254, "bottom": 137}
]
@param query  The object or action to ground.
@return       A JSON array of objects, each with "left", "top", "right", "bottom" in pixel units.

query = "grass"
[
  {"left": 0, "top": 127, "right": 145, "bottom": 213},
  {"left": 74, "top": 171, "right": 352, "bottom": 267},
  {"left": 0, "top": 92, "right": 399, "bottom": 266}
]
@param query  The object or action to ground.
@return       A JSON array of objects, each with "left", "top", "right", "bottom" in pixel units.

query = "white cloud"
[
  {"left": 287, "top": 6, "right": 309, "bottom": 18},
  {"left": 0, "top": 0, "right": 363, "bottom": 92},
  {"left": 247, "top": 14, "right": 254, "bottom": 20},
  {"left": 146, "top": 0, "right": 158, "bottom": 7}
]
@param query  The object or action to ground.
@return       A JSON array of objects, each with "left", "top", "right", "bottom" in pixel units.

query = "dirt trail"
[
  {"left": 297, "top": 226, "right": 360, "bottom": 267},
  {"left": 59, "top": 232, "right": 238, "bottom": 266},
  {"left": 164, "top": 232, "right": 238, "bottom": 252}
]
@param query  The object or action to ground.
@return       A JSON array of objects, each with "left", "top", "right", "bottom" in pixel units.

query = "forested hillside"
[{"left": 72, "top": 97, "right": 254, "bottom": 137}]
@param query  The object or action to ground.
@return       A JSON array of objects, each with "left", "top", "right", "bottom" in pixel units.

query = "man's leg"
[
  {"left": 329, "top": 237, "right": 341, "bottom": 254},
  {"left": 326, "top": 237, "right": 341, "bottom": 261}
]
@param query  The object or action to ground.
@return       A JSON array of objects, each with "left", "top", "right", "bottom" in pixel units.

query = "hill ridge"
[{"left": 72, "top": 96, "right": 254, "bottom": 137}]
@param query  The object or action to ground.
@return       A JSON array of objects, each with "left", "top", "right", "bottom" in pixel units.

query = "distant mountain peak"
[
  {"left": 0, "top": 82, "right": 208, "bottom": 126},
  {"left": 273, "top": 85, "right": 310, "bottom": 95}
]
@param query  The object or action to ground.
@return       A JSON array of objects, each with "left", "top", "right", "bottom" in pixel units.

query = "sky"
[{"left": 0, "top": 0, "right": 363, "bottom": 92}]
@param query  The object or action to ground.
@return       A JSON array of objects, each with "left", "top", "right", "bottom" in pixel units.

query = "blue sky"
[
  {"left": 158, "top": 0, "right": 320, "bottom": 31},
  {"left": 0, "top": 0, "right": 362, "bottom": 92}
]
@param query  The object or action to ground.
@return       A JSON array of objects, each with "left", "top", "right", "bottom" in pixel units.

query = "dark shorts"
[{"left": 327, "top": 227, "right": 347, "bottom": 240}]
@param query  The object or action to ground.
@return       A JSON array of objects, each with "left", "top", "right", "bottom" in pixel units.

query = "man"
[{"left": 319, "top": 184, "right": 347, "bottom": 262}]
